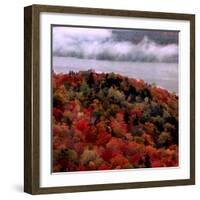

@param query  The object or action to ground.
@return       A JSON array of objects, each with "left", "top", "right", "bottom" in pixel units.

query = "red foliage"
[
  {"left": 77, "top": 164, "right": 86, "bottom": 171},
  {"left": 106, "top": 138, "right": 126, "bottom": 154},
  {"left": 151, "top": 160, "right": 162, "bottom": 168},
  {"left": 53, "top": 108, "right": 63, "bottom": 121},
  {"left": 52, "top": 72, "right": 179, "bottom": 172},
  {"left": 73, "top": 142, "right": 85, "bottom": 154},
  {"left": 131, "top": 107, "right": 143, "bottom": 119},
  {"left": 110, "top": 154, "right": 130, "bottom": 168},
  {"left": 144, "top": 122, "right": 155, "bottom": 135},
  {"left": 131, "top": 154, "right": 142, "bottom": 165},
  {"left": 76, "top": 119, "right": 89, "bottom": 131},
  {"left": 96, "top": 131, "right": 112, "bottom": 146},
  {"left": 101, "top": 149, "right": 114, "bottom": 162},
  {"left": 85, "top": 126, "right": 98, "bottom": 143},
  {"left": 98, "top": 164, "right": 112, "bottom": 170}
]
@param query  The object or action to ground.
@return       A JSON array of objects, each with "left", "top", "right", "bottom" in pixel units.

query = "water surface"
[{"left": 53, "top": 56, "right": 178, "bottom": 94}]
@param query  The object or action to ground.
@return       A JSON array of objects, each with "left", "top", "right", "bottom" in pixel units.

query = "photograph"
[
  {"left": 52, "top": 26, "right": 179, "bottom": 173},
  {"left": 24, "top": 5, "right": 195, "bottom": 194}
]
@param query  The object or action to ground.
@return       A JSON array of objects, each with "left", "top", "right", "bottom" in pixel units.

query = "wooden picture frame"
[{"left": 24, "top": 4, "right": 195, "bottom": 194}]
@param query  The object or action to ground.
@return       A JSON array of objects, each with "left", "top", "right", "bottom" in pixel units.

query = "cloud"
[{"left": 53, "top": 27, "right": 178, "bottom": 63}]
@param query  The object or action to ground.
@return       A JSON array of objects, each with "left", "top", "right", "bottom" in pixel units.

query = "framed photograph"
[{"left": 24, "top": 4, "right": 195, "bottom": 194}]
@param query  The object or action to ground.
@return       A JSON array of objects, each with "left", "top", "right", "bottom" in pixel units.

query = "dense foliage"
[{"left": 52, "top": 70, "right": 178, "bottom": 172}]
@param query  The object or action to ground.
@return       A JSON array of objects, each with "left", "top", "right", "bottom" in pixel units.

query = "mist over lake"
[{"left": 52, "top": 26, "right": 179, "bottom": 94}]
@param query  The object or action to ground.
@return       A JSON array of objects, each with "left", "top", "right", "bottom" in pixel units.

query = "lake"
[{"left": 53, "top": 56, "right": 178, "bottom": 94}]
